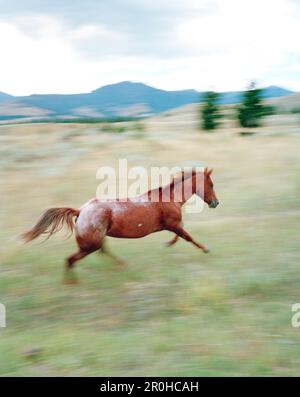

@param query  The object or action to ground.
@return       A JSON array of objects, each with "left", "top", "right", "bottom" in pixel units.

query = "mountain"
[
  {"left": 10, "top": 81, "right": 199, "bottom": 117},
  {"left": 0, "top": 91, "right": 13, "bottom": 103},
  {"left": 0, "top": 82, "right": 294, "bottom": 120},
  {"left": 215, "top": 86, "right": 293, "bottom": 105},
  {"left": 261, "top": 86, "right": 293, "bottom": 99}
]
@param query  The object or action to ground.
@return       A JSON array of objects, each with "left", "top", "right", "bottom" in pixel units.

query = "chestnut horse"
[{"left": 22, "top": 168, "right": 219, "bottom": 282}]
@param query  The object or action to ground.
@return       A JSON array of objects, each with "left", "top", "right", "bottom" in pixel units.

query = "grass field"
[{"left": 1, "top": 110, "right": 300, "bottom": 376}]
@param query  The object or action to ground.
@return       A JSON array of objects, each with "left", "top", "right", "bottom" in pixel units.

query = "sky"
[{"left": 0, "top": 0, "right": 299, "bottom": 95}]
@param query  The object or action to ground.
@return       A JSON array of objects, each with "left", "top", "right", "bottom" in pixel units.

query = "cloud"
[{"left": 0, "top": 0, "right": 299, "bottom": 94}]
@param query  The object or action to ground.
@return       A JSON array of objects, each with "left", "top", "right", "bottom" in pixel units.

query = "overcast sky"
[{"left": 0, "top": 0, "right": 299, "bottom": 95}]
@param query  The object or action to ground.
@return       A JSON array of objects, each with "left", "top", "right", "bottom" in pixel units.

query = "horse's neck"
[
  {"left": 145, "top": 172, "right": 204, "bottom": 205},
  {"left": 177, "top": 175, "right": 195, "bottom": 205},
  {"left": 170, "top": 173, "right": 203, "bottom": 205}
]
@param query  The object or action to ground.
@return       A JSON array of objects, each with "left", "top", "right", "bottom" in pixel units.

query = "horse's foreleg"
[
  {"left": 100, "top": 240, "right": 127, "bottom": 267},
  {"left": 171, "top": 227, "right": 210, "bottom": 253},
  {"left": 166, "top": 234, "right": 179, "bottom": 247}
]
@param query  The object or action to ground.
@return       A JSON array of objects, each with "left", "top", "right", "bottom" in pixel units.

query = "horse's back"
[
  {"left": 107, "top": 199, "right": 163, "bottom": 238},
  {"left": 76, "top": 197, "right": 162, "bottom": 239}
]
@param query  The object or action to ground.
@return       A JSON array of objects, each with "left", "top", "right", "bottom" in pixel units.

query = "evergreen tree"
[
  {"left": 201, "top": 91, "right": 221, "bottom": 131},
  {"left": 237, "top": 82, "right": 274, "bottom": 128}
]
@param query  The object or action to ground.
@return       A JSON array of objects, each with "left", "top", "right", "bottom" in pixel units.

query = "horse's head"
[{"left": 198, "top": 168, "right": 219, "bottom": 208}]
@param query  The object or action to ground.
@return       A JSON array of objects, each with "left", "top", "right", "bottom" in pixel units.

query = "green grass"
[{"left": 0, "top": 118, "right": 300, "bottom": 376}]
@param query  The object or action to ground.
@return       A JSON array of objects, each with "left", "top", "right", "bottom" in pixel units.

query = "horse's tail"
[{"left": 21, "top": 207, "right": 79, "bottom": 243}]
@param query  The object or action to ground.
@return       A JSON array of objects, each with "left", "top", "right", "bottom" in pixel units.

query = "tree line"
[{"left": 200, "top": 82, "right": 274, "bottom": 131}]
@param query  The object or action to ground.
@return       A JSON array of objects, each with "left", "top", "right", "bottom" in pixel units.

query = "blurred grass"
[{"left": 0, "top": 116, "right": 300, "bottom": 376}]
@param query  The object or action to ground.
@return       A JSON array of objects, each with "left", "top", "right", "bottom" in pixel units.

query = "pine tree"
[
  {"left": 237, "top": 82, "right": 274, "bottom": 128},
  {"left": 201, "top": 91, "right": 221, "bottom": 131}
]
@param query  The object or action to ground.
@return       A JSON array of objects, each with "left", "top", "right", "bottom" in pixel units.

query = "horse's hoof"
[
  {"left": 203, "top": 248, "right": 210, "bottom": 254},
  {"left": 63, "top": 278, "right": 79, "bottom": 285},
  {"left": 63, "top": 271, "right": 79, "bottom": 285},
  {"left": 116, "top": 260, "right": 128, "bottom": 268}
]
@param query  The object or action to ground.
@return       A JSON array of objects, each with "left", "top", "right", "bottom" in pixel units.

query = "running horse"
[{"left": 22, "top": 168, "right": 219, "bottom": 282}]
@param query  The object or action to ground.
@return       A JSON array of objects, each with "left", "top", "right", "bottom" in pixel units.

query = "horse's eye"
[{"left": 210, "top": 183, "right": 213, "bottom": 188}]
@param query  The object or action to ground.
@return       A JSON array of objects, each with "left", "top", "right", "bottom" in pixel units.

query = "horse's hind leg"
[
  {"left": 100, "top": 239, "right": 127, "bottom": 268},
  {"left": 64, "top": 204, "right": 109, "bottom": 283},
  {"left": 64, "top": 249, "right": 92, "bottom": 284}
]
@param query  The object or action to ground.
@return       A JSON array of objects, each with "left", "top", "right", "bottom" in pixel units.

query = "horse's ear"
[
  {"left": 208, "top": 168, "right": 213, "bottom": 176},
  {"left": 204, "top": 167, "right": 208, "bottom": 174}
]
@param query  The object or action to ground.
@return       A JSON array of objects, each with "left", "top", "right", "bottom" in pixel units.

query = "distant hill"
[
  {"left": 261, "top": 86, "right": 293, "bottom": 99},
  {"left": 215, "top": 86, "right": 293, "bottom": 105},
  {"left": 0, "top": 91, "right": 13, "bottom": 103},
  {"left": 0, "top": 82, "right": 294, "bottom": 121},
  {"left": 270, "top": 92, "right": 300, "bottom": 112},
  {"left": 11, "top": 82, "right": 199, "bottom": 117}
]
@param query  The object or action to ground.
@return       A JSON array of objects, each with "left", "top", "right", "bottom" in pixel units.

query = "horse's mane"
[
  {"left": 146, "top": 168, "right": 198, "bottom": 198},
  {"left": 169, "top": 168, "right": 197, "bottom": 190}
]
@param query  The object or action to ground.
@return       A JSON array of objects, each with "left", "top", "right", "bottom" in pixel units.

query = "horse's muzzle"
[{"left": 209, "top": 200, "right": 219, "bottom": 208}]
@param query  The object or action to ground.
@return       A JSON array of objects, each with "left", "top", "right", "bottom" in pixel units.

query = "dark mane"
[
  {"left": 146, "top": 168, "right": 197, "bottom": 199},
  {"left": 169, "top": 168, "right": 197, "bottom": 190},
  {"left": 145, "top": 168, "right": 200, "bottom": 201}
]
